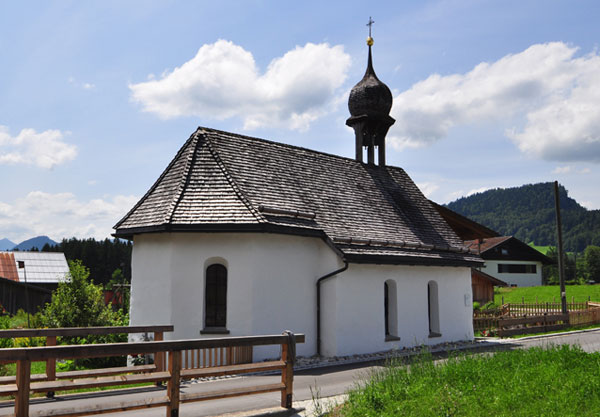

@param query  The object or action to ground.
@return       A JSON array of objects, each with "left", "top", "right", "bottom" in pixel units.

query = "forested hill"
[{"left": 446, "top": 182, "right": 600, "bottom": 252}]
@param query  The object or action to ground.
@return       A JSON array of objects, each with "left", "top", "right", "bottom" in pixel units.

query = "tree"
[
  {"left": 40, "top": 260, "right": 128, "bottom": 368},
  {"left": 41, "top": 260, "right": 123, "bottom": 328},
  {"left": 584, "top": 246, "right": 600, "bottom": 283}
]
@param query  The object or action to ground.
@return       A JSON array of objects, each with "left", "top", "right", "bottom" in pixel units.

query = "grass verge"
[
  {"left": 335, "top": 345, "right": 600, "bottom": 416},
  {"left": 495, "top": 285, "right": 600, "bottom": 304}
]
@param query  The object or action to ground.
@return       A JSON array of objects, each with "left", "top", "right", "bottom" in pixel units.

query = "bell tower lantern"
[{"left": 346, "top": 18, "right": 395, "bottom": 166}]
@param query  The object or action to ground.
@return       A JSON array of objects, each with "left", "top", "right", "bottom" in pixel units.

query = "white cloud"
[
  {"left": 552, "top": 165, "right": 592, "bottom": 174},
  {"left": 0, "top": 191, "right": 139, "bottom": 243},
  {"left": 0, "top": 126, "right": 77, "bottom": 169},
  {"left": 68, "top": 77, "right": 95, "bottom": 90},
  {"left": 389, "top": 42, "right": 600, "bottom": 162},
  {"left": 581, "top": 201, "right": 599, "bottom": 210},
  {"left": 129, "top": 40, "right": 351, "bottom": 131},
  {"left": 466, "top": 187, "right": 491, "bottom": 197},
  {"left": 552, "top": 165, "right": 572, "bottom": 174},
  {"left": 416, "top": 182, "right": 439, "bottom": 198}
]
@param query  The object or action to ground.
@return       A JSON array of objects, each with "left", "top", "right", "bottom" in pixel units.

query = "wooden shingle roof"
[{"left": 114, "top": 127, "right": 482, "bottom": 267}]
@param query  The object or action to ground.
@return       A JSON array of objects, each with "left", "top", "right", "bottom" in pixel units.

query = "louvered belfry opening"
[{"left": 346, "top": 39, "right": 395, "bottom": 166}]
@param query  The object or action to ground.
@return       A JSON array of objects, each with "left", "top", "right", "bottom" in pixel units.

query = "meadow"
[
  {"left": 335, "top": 345, "right": 600, "bottom": 416},
  {"left": 494, "top": 285, "right": 600, "bottom": 304}
]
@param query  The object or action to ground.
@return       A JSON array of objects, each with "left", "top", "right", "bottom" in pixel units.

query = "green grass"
[
  {"left": 494, "top": 285, "right": 600, "bottom": 304},
  {"left": 528, "top": 243, "right": 554, "bottom": 255},
  {"left": 337, "top": 345, "right": 600, "bottom": 417}
]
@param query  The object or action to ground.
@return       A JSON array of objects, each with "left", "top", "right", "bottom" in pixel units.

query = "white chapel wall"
[
  {"left": 322, "top": 264, "right": 474, "bottom": 357},
  {"left": 130, "top": 232, "right": 474, "bottom": 359},
  {"left": 129, "top": 232, "right": 341, "bottom": 359}
]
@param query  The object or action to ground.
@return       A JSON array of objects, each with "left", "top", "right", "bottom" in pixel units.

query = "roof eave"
[
  {"left": 343, "top": 253, "right": 483, "bottom": 268},
  {"left": 113, "top": 222, "right": 326, "bottom": 241}
]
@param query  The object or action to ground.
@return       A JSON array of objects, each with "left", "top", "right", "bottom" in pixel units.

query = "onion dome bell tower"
[{"left": 346, "top": 18, "right": 395, "bottom": 166}]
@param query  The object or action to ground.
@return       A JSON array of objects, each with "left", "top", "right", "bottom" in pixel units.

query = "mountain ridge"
[
  {"left": 0, "top": 238, "right": 16, "bottom": 251},
  {"left": 7, "top": 236, "right": 59, "bottom": 251},
  {"left": 446, "top": 182, "right": 600, "bottom": 252}
]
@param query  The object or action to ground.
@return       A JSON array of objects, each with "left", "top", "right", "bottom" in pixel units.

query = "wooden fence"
[
  {"left": 0, "top": 332, "right": 304, "bottom": 417},
  {"left": 497, "top": 314, "right": 570, "bottom": 337},
  {"left": 569, "top": 302, "right": 600, "bottom": 327},
  {"left": 474, "top": 301, "right": 600, "bottom": 335},
  {"left": 504, "top": 302, "right": 589, "bottom": 316},
  {"left": 0, "top": 325, "right": 173, "bottom": 396}
]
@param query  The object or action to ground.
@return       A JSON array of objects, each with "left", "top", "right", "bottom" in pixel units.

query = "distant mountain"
[
  {"left": 0, "top": 238, "right": 16, "bottom": 251},
  {"left": 446, "top": 182, "right": 600, "bottom": 252},
  {"left": 12, "top": 236, "right": 58, "bottom": 251}
]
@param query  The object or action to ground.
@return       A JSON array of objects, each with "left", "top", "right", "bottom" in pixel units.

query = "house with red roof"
[{"left": 465, "top": 236, "right": 553, "bottom": 287}]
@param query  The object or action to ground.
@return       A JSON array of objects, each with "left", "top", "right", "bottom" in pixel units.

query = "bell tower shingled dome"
[{"left": 346, "top": 18, "right": 395, "bottom": 166}]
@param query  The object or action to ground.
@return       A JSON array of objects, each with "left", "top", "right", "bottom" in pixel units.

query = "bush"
[
  {"left": 483, "top": 301, "right": 498, "bottom": 310},
  {"left": 39, "top": 260, "right": 129, "bottom": 368}
]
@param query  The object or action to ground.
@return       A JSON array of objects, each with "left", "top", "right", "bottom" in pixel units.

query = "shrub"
[{"left": 39, "top": 260, "right": 129, "bottom": 368}]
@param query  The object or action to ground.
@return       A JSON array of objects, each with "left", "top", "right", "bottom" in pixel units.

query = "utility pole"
[
  {"left": 554, "top": 181, "right": 568, "bottom": 314},
  {"left": 17, "top": 261, "right": 31, "bottom": 328}
]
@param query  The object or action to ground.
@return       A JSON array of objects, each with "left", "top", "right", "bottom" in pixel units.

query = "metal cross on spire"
[{"left": 366, "top": 16, "right": 375, "bottom": 37}]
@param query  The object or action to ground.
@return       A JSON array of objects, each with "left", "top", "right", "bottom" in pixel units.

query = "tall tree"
[{"left": 584, "top": 246, "right": 600, "bottom": 283}]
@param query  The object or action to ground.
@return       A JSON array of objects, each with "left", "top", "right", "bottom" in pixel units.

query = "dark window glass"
[
  {"left": 205, "top": 264, "right": 227, "bottom": 328},
  {"left": 497, "top": 264, "right": 537, "bottom": 274},
  {"left": 384, "top": 282, "right": 389, "bottom": 336}
]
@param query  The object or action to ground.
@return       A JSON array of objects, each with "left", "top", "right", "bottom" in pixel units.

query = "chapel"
[{"left": 114, "top": 33, "right": 482, "bottom": 359}]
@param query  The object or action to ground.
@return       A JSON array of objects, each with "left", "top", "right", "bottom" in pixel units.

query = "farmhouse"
[
  {"left": 114, "top": 38, "right": 482, "bottom": 359},
  {"left": 465, "top": 236, "right": 553, "bottom": 287}
]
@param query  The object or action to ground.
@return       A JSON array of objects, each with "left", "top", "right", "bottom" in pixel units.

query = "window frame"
[{"left": 201, "top": 263, "right": 230, "bottom": 334}]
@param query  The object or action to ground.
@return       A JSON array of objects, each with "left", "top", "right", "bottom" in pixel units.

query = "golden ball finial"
[{"left": 367, "top": 36, "right": 374, "bottom": 46}]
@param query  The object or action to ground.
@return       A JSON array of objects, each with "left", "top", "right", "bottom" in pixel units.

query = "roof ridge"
[
  {"left": 113, "top": 131, "right": 199, "bottom": 229},
  {"left": 196, "top": 126, "right": 406, "bottom": 171},
  {"left": 164, "top": 132, "right": 201, "bottom": 224},
  {"left": 201, "top": 130, "right": 265, "bottom": 223}
]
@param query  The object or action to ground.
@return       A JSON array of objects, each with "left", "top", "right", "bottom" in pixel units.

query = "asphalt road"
[{"left": 2, "top": 329, "right": 599, "bottom": 417}]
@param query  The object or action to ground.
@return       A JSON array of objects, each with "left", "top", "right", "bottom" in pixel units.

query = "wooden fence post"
[
  {"left": 15, "top": 359, "right": 30, "bottom": 417},
  {"left": 46, "top": 335, "right": 57, "bottom": 398},
  {"left": 281, "top": 339, "right": 293, "bottom": 408},
  {"left": 226, "top": 346, "right": 234, "bottom": 365},
  {"left": 154, "top": 331, "right": 164, "bottom": 372},
  {"left": 166, "top": 350, "right": 181, "bottom": 417}
]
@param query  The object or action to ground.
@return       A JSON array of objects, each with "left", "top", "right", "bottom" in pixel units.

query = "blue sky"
[{"left": 1, "top": 0, "right": 600, "bottom": 243}]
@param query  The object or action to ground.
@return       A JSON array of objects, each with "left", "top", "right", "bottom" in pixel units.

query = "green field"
[
  {"left": 494, "top": 285, "right": 600, "bottom": 304},
  {"left": 528, "top": 243, "right": 554, "bottom": 255},
  {"left": 336, "top": 345, "right": 600, "bottom": 416}
]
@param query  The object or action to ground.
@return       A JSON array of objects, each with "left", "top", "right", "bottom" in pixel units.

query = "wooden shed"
[{"left": 471, "top": 268, "right": 507, "bottom": 304}]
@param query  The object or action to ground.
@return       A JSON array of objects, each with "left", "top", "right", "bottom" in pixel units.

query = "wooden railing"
[
  {"left": 569, "top": 302, "right": 600, "bottom": 327},
  {"left": 475, "top": 301, "right": 600, "bottom": 336},
  {"left": 504, "top": 302, "right": 589, "bottom": 316},
  {"left": 0, "top": 325, "right": 174, "bottom": 394},
  {"left": 497, "top": 314, "right": 569, "bottom": 337},
  {"left": 0, "top": 332, "right": 304, "bottom": 417}
]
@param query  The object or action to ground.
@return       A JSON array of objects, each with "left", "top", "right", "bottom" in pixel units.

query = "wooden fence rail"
[
  {"left": 0, "top": 325, "right": 174, "bottom": 396},
  {"left": 504, "top": 302, "right": 588, "bottom": 316},
  {"left": 497, "top": 314, "right": 570, "bottom": 337},
  {"left": 474, "top": 302, "right": 600, "bottom": 335},
  {"left": 0, "top": 332, "right": 304, "bottom": 417}
]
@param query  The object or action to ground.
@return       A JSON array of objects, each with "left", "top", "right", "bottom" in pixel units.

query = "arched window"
[
  {"left": 205, "top": 264, "right": 227, "bottom": 329},
  {"left": 384, "top": 280, "right": 398, "bottom": 340},
  {"left": 428, "top": 281, "right": 441, "bottom": 337}
]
